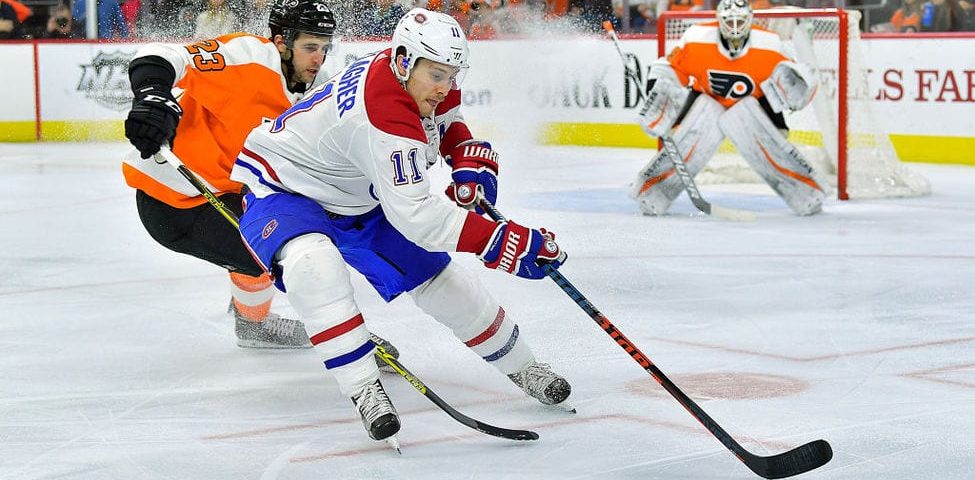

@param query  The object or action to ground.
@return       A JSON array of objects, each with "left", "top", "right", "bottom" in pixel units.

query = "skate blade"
[
  {"left": 553, "top": 401, "right": 577, "bottom": 414},
  {"left": 385, "top": 435, "right": 402, "bottom": 454},
  {"left": 235, "top": 339, "right": 312, "bottom": 349}
]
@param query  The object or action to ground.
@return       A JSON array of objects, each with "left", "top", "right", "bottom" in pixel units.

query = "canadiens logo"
[
  {"left": 262, "top": 219, "right": 279, "bottom": 239},
  {"left": 77, "top": 51, "right": 135, "bottom": 111},
  {"left": 708, "top": 70, "right": 754, "bottom": 100}
]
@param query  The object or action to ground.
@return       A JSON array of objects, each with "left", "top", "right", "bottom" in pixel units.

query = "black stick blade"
[
  {"left": 375, "top": 342, "right": 539, "bottom": 442},
  {"left": 471, "top": 420, "right": 540, "bottom": 441},
  {"left": 744, "top": 439, "right": 833, "bottom": 479}
]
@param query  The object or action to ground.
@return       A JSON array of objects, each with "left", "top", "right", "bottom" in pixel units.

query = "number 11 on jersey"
[{"left": 391, "top": 149, "right": 422, "bottom": 185}]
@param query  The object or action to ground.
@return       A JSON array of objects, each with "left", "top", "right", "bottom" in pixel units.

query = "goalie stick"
[
  {"left": 478, "top": 197, "right": 832, "bottom": 478},
  {"left": 602, "top": 21, "right": 756, "bottom": 222},
  {"left": 660, "top": 133, "right": 757, "bottom": 222},
  {"left": 152, "top": 148, "right": 539, "bottom": 443}
]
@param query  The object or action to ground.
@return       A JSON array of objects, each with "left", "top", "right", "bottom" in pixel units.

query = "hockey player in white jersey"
[
  {"left": 231, "top": 8, "right": 572, "bottom": 444},
  {"left": 632, "top": 0, "right": 826, "bottom": 216}
]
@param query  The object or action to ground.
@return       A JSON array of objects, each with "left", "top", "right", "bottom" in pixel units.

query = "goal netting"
[{"left": 658, "top": 8, "right": 930, "bottom": 200}]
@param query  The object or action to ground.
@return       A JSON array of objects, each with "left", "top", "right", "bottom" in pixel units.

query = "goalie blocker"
[
  {"left": 631, "top": 94, "right": 725, "bottom": 216},
  {"left": 637, "top": 62, "right": 689, "bottom": 138}
]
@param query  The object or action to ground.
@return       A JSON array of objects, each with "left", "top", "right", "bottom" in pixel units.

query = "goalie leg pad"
[
  {"left": 411, "top": 262, "right": 533, "bottom": 374},
  {"left": 630, "top": 94, "right": 725, "bottom": 215},
  {"left": 719, "top": 97, "right": 825, "bottom": 216},
  {"left": 278, "top": 233, "right": 376, "bottom": 395}
]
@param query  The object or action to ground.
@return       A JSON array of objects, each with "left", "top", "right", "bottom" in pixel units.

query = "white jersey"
[{"left": 231, "top": 49, "right": 484, "bottom": 254}]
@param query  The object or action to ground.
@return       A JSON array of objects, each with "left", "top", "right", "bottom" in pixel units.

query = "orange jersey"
[
  {"left": 667, "top": 0, "right": 705, "bottom": 12},
  {"left": 890, "top": 9, "right": 921, "bottom": 33},
  {"left": 665, "top": 22, "right": 789, "bottom": 108},
  {"left": 122, "top": 33, "right": 300, "bottom": 208}
]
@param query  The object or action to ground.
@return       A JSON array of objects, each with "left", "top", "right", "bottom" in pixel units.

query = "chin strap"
[{"left": 279, "top": 51, "right": 304, "bottom": 94}]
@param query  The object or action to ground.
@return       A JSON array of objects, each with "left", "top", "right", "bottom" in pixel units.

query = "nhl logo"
[{"left": 77, "top": 50, "right": 135, "bottom": 112}]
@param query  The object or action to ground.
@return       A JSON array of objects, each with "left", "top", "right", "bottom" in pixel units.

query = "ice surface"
[{"left": 1, "top": 142, "right": 973, "bottom": 479}]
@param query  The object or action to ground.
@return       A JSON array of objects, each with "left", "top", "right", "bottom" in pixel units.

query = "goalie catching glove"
[
  {"left": 125, "top": 85, "right": 182, "bottom": 159},
  {"left": 445, "top": 139, "right": 499, "bottom": 214},
  {"left": 480, "top": 221, "right": 566, "bottom": 280},
  {"left": 760, "top": 61, "right": 817, "bottom": 113}
]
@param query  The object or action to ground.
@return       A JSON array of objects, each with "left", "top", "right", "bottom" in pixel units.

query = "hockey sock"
[
  {"left": 278, "top": 233, "right": 377, "bottom": 395},
  {"left": 229, "top": 271, "right": 274, "bottom": 322},
  {"left": 412, "top": 262, "right": 533, "bottom": 374}
]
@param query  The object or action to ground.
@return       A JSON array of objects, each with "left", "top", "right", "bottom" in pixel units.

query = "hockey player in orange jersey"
[
  {"left": 121, "top": 0, "right": 399, "bottom": 357},
  {"left": 631, "top": 0, "right": 826, "bottom": 216}
]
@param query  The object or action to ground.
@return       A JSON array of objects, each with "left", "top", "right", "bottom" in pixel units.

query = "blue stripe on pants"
[{"left": 323, "top": 340, "right": 375, "bottom": 369}]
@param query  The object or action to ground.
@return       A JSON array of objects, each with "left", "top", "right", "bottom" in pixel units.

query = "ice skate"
[
  {"left": 508, "top": 361, "right": 574, "bottom": 411},
  {"left": 351, "top": 379, "right": 401, "bottom": 447},
  {"left": 231, "top": 302, "right": 312, "bottom": 349}
]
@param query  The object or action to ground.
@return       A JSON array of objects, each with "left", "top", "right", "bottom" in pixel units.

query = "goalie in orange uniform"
[{"left": 631, "top": 0, "right": 826, "bottom": 216}]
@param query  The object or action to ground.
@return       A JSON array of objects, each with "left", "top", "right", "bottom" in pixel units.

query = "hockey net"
[{"left": 657, "top": 8, "right": 930, "bottom": 200}]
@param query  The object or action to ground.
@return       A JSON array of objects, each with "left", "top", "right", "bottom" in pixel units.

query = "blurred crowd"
[{"left": 1, "top": 0, "right": 973, "bottom": 41}]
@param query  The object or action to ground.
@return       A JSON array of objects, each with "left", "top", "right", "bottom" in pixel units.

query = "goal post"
[{"left": 657, "top": 8, "right": 931, "bottom": 200}]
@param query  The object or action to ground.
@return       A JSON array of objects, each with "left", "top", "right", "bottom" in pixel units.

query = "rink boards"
[{"left": 0, "top": 36, "right": 972, "bottom": 165}]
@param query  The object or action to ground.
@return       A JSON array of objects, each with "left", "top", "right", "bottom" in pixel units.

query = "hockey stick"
[
  {"left": 660, "top": 133, "right": 757, "bottom": 222},
  {"left": 155, "top": 148, "right": 242, "bottom": 228},
  {"left": 478, "top": 198, "right": 832, "bottom": 478},
  {"left": 372, "top": 336, "right": 538, "bottom": 441},
  {"left": 152, "top": 148, "right": 538, "bottom": 442},
  {"left": 601, "top": 21, "right": 756, "bottom": 222}
]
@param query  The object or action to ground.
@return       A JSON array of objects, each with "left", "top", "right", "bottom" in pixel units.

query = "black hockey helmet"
[{"left": 269, "top": 0, "right": 336, "bottom": 45}]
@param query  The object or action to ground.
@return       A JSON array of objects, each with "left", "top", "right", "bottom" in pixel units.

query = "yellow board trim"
[
  {"left": 41, "top": 121, "right": 126, "bottom": 141},
  {"left": 0, "top": 121, "right": 37, "bottom": 142},
  {"left": 540, "top": 122, "right": 975, "bottom": 166},
  {"left": 6, "top": 120, "right": 975, "bottom": 166},
  {"left": 888, "top": 134, "right": 975, "bottom": 165}
]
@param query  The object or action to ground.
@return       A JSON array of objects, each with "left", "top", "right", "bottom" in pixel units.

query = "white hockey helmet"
[
  {"left": 390, "top": 8, "right": 469, "bottom": 86},
  {"left": 716, "top": 0, "right": 753, "bottom": 57}
]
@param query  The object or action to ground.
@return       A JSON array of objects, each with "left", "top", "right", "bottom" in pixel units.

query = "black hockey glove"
[{"left": 124, "top": 85, "right": 182, "bottom": 159}]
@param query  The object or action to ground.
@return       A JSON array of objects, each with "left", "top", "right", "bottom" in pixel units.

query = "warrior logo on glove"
[{"left": 445, "top": 139, "right": 499, "bottom": 213}]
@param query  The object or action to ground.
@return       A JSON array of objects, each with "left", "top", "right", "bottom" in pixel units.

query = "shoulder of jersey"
[
  {"left": 682, "top": 22, "right": 720, "bottom": 44},
  {"left": 363, "top": 50, "right": 427, "bottom": 144},
  {"left": 211, "top": 33, "right": 280, "bottom": 66},
  {"left": 435, "top": 89, "right": 462, "bottom": 116},
  {"left": 746, "top": 27, "right": 785, "bottom": 53},
  {"left": 680, "top": 22, "right": 783, "bottom": 53},
  {"left": 213, "top": 32, "right": 271, "bottom": 44}
]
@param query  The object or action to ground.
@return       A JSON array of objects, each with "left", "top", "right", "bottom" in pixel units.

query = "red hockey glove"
[
  {"left": 480, "top": 220, "right": 566, "bottom": 280},
  {"left": 445, "top": 140, "right": 499, "bottom": 214}
]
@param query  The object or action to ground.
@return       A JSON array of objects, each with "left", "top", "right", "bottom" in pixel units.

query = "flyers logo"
[{"left": 708, "top": 70, "right": 754, "bottom": 99}]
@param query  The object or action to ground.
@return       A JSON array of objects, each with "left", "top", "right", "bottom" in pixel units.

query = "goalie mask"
[
  {"left": 716, "top": 0, "right": 753, "bottom": 58},
  {"left": 391, "top": 8, "right": 469, "bottom": 88}
]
